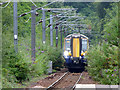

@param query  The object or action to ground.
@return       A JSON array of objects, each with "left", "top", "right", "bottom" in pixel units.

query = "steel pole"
[
  {"left": 63, "top": 26, "right": 65, "bottom": 36},
  {"left": 13, "top": 1, "right": 18, "bottom": 53},
  {"left": 60, "top": 26, "right": 62, "bottom": 49},
  {"left": 42, "top": 9, "right": 46, "bottom": 44},
  {"left": 31, "top": 6, "right": 36, "bottom": 60},
  {"left": 55, "top": 26, "right": 58, "bottom": 47},
  {"left": 50, "top": 15, "right": 53, "bottom": 46}
]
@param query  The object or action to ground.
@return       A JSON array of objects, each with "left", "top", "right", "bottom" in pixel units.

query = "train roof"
[{"left": 66, "top": 33, "right": 88, "bottom": 39}]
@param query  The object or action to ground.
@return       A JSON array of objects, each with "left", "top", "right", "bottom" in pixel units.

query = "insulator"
[
  {"left": 48, "top": 24, "right": 51, "bottom": 27},
  {"left": 56, "top": 23, "right": 59, "bottom": 25},
  {"left": 39, "top": 20, "right": 43, "bottom": 23},
  {"left": 35, "top": 12, "right": 39, "bottom": 16},
  {"left": 48, "top": 10, "right": 51, "bottom": 12},
  {"left": 55, "top": 26, "right": 58, "bottom": 29},
  {"left": 20, "top": 13, "right": 27, "bottom": 17},
  {"left": 38, "top": 8, "right": 42, "bottom": 10}
]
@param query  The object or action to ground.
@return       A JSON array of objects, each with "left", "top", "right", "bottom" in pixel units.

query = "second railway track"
[{"left": 46, "top": 71, "right": 83, "bottom": 90}]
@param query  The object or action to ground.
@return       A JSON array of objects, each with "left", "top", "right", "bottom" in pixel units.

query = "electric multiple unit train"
[{"left": 63, "top": 33, "right": 89, "bottom": 71}]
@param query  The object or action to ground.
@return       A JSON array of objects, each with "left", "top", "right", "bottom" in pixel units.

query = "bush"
[
  {"left": 9, "top": 54, "right": 31, "bottom": 82},
  {"left": 86, "top": 3, "right": 119, "bottom": 85},
  {"left": 103, "top": 16, "right": 118, "bottom": 46},
  {"left": 2, "top": 37, "right": 65, "bottom": 88},
  {"left": 86, "top": 42, "right": 118, "bottom": 85},
  {"left": 47, "top": 47, "right": 64, "bottom": 70},
  {"left": 2, "top": 2, "right": 65, "bottom": 88},
  {"left": 103, "top": 3, "right": 118, "bottom": 46},
  {"left": 2, "top": 49, "right": 31, "bottom": 82}
]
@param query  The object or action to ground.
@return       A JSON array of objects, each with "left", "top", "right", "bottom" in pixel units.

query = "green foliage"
[
  {"left": 86, "top": 3, "right": 119, "bottom": 85},
  {"left": 103, "top": 16, "right": 118, "bottom": 46},
  {"left": 8, "top": 54, "right": 31, "bottom": 82},
  {"left": 47, "top": 47, "right": 64, "bottom": 70},
  {"left": 2, "top": 30, "right": 32, "bottom": 86},
  {"left": 2, "top": 2, "right": 65, "bottom": 88},
  {"left": 103, "top": 3, "right": 118, "bottom": 46},
  {"left": 2, "top": 1, "right": 119, "bottom": 87},
  {"left": 49, "top": 2, "right": 64, "bottom": 8},
  {"left": 86, "top": 43, "right": 118, "bottom": 85},
  {"left": 64, "top": 2, "right": 91, "bottom": 14},
  {"left": 96, "top": 2, "right": 112, "bottom": 19}
]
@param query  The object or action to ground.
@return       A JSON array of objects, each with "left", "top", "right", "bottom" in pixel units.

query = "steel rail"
[
  {"left": 72, "top": 73, "right": 83, "bottom": 90},
  {"left": 46, "top": 72, "right": 68, "bottom": 90}
]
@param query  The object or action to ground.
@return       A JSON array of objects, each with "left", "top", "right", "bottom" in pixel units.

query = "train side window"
[
  {"left": 65, "top": 39, "right": 71, "bottom": 51},
  {"left": 82, "top": 39, "right": 87, "bottom": 51}
]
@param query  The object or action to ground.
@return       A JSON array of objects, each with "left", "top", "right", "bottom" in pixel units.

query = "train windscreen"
[
  {"left": 82, "top": 39, "right": 87, "bottom": 51},
  {"left": 65, "top": 39, "right": 71, "bottom": 51}
]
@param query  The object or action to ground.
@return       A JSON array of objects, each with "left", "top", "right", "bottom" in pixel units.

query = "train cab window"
[
  {"left": 65, "top": 39, "right": 71, "bottom": 51},
  {"left": 82, "top": 39, "right": 87, "bottom": 51}
]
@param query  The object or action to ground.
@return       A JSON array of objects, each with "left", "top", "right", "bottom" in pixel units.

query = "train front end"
[{"left": 63, "top": 34, "right": 88, "bottom": 70}]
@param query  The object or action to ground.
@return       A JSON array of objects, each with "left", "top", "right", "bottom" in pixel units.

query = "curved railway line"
[{"left": 46, "top": 71, "right": 83, "bottom": 90}]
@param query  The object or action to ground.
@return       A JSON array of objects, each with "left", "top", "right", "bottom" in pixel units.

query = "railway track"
[{"left": 46, "top": 72, "right": 83, "bottom": 90}]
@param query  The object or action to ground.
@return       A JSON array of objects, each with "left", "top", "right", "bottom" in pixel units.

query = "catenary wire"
[
  {"left": 30, "top": 0, "right": 38, "bottom": 7},
  {"left": 1, "top": 0, "right": 11, "bottom": 8},
  {"left": 18, "top": 0, "right": 59, "bottom": 17}
]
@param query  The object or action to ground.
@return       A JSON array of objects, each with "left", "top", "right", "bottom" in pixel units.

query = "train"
[{"left": 63, "top": 33, "right": 89, "bottom": 72}]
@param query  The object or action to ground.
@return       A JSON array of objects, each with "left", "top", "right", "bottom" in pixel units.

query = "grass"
[
  {"left": 19, "top": 74, "right": 49, "bottom": 88},
  {"left": 1, "top": 74, "right": 49, "bottom": 89}
]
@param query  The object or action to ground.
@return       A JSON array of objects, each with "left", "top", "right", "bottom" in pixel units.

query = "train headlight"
[
  {"left": 81, "top": 52, "right": 84, "bottom": 56},
  {"left": 68, "top": 52, "right": 72, "bottom": 56},
  {"left": 81, "top": 52, "right": 85, "bottom": 56},
  {"left": 64, "top": 51, "right": 69, "bottom": 56}
]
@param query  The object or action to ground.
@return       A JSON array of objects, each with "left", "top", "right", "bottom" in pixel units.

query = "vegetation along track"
[{"left": 46, "top": 72, "right": 83, "bottom": 90}]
